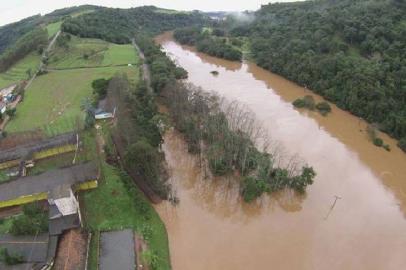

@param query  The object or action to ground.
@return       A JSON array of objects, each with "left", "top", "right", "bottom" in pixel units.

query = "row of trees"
[
  {"left": 107, "top": 74, "right": 169, "bottom": 198},
  {"left": 62, "top": 6, "right": 209, "bottom": 44},
  {"left": 0, "top": 27, "right": 47, "bottom": 73},
  {"left": 174, "top": 27, "right": 242, "bottom": 61},
  {"left": 134, "top": 33, "right": 188, "bottom": 93},
  {"left": 230, "top": 0, "right": 406, "bottom": 152},
  {"left": 161, "top": 82, "right": 315, "bottom": 202}
]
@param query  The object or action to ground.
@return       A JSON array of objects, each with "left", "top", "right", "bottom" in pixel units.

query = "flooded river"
[{"left": 155, "top": 33, "right": 406, "bottom": 270}]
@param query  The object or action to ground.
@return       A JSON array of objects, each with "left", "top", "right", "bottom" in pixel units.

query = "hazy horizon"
[{"left": 0, "top": 0, "right": 301, "bottom": 27}]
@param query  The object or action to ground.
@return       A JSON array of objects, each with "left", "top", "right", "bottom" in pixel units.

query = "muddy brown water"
[{"left": 155, "top": 33, "right": 406, "bottom": 270}]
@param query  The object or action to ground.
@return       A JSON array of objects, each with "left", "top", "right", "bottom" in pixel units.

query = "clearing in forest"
[{"left": 48, "top": 36, "right": 138, "bottom": 69}]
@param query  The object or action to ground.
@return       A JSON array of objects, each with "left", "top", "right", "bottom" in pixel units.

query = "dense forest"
[
  {"left": 230, "top": 0, "right": 406, "bottom": 151},
  {"left": 174, "top": 27, "right": 242, "bottom": 61},
  {"left": 62, "top": 6, "right": 209, "bottom": 44}
]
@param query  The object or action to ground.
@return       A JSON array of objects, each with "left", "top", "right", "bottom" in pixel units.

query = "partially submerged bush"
[
  {"left": 292, "top": 95, "right": 315, "bottom": 110},
  {"left": 316, "top": 101, "right": 332, "bottom": 116}
]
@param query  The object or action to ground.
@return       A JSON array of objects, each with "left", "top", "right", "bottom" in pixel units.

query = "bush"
[
  {"left": 0, "top": 248, "right": 24, "bottom": 265},
  {"left": 9, "top": 203, "right": 48, "bottom": 235},
  {"left": 241, "top": 177, "right": 268, "bottom": 202},
  {"left": 373, "top": 137, "right": 384, "bottom": 147},
  {"left": 316, "top": 101, "right": 332, "bottom": 115},
  {"left": 292, "top": 98, "right": 306, "bottom": 108},
  {"left": 383, "top": 144, "right": 391, "bottom": 152},
  {"left": 302, "top": 95, "right": 315, "bottom": 110},
  {"left": 92, "top": 78, "right": 110, "bottom": 100},
  {"left": 142, "top": 250, "right": 159, "bottom": 270},
  {"left": 293, "top": 95, "right": 315, "bottom": 110},
  {"left": 6, "top": 108, "right": 16, "bottom": 118}
]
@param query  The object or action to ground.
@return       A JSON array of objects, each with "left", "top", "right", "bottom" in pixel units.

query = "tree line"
[
  {"left": 134, "top": 33, "right": 188, "bottom": 93},
  {"left": 228, "top": 0, "right": 406, "bottom": 152},
  {"left": 174, "top": 27, "right": 242, "bottom": 61},
  {"left": 105, "top": 74, "right": 169, "bottom": 199}
]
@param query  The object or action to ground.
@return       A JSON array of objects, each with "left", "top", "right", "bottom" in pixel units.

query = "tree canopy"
[
  {"left": 230, "top": 0, "right": 406, "bottom": 149},
  {"left": 62, "top": 6, "right": 209, "bottom": 44}
]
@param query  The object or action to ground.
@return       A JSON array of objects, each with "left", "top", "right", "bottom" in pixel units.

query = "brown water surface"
[{"left": 155, "top": 33, "right": 406, "bottom": 270}]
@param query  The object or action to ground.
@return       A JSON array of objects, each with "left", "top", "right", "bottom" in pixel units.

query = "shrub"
[
  {"left": 9, "top": 203, "right": 48, "bottom": 235},
  {"left": 293, "top": 95, "right": 315, "bottom": 110},
  {"left": 142, "top": 250, "right": 159, "bottom": 270},
  {"left": 383, "top": 144, "right": 391, "bottom": 152},
  {"left": 316, "top": 101, "right": 332, "bottom": 115},
  {"left": 92, "top": 78, "right": 110, "bottom": 100},
  {"left": 241, "top": 177, "right": 268, "bottom": 202},
  {"left": 0, "top": 248, "right": 24, "bottom": 265},
  {"left": 302, "top": 95, "right": 315, "bottom": 110},
  {"left": 292, "top": 98, "right": 306, "bottom": 108},
  {"left": 373, "top": 137, "right": 383, "bottom": 147},
  {"left": 6, "top": 108, "right": 16, "bottom": 118}
]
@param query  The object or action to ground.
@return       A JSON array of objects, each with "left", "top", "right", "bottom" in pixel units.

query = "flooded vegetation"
[{"left": 155, "top": 33, "right": 406, "bottom": 270}]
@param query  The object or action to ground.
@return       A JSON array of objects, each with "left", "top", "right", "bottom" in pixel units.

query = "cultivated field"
[{"left": 0, "top": 52, "right": 41, "bottom": 89}]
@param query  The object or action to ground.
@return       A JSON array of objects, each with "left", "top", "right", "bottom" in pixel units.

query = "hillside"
[
  {"left": 0, "top": 5, "right": 98, "bottom": 54},
  {"left": 232, "top": 0, "right": 406, "bottom": 146},
  {"left": 61, "top": 6, "right": 209, "bottom": 43}
]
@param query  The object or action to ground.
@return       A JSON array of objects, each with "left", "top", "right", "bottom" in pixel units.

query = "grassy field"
[
  {"left": 46, "top": 21, "right": 62, "bottom": 37},
  {"left": 83, "top": 163, "right": 171, "bottom": 270},
  {"left": 0, "top": 52, "right": 41, "bottom": 89},
  {"left": 6, "top": 66, "right": 138, "bottom": 133},
  {"left": 48, "top": 37, "right": 137, "bottom": 69}
]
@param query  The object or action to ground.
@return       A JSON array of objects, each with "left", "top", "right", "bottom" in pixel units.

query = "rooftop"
[{"left": 0, "top": 162, "right": 99, "bottom": 203}]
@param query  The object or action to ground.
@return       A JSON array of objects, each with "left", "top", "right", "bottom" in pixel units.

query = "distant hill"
[
  {"left": 0, "top": 5, "right": 99, "bottom": 55},
  {"left": 232, "top": 0, "right": 406, "bottom": 144},
  {"left": 62, "top": 6, "right": 210, "bottom": 44}
]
